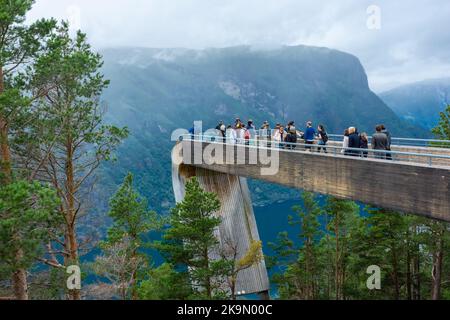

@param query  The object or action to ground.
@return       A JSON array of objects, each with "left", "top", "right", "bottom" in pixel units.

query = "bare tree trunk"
[
  {"left": 341, "top": 237, "right": 347, "bottom": 301},
  {"left": 412, "top": 226, "right": 421, "bottom": 300},
  {"left": 413, "top": 250, "right": 421, "bottom": 300},
  {"left": 431, "top": 232, "right": 444, "bottom": 300},
  {"left": 391, "top": 249, "right": 400, "bottom": 300},
  {"left": 204, "top": 248, "right": 212, "bottom": 299},
  {"left": 12, "top": 249, "right": 28, "bottom": 300},
  {"left": 334, "top": 217, "right": 341, "bottom": 300},
  {"left": 406, "top": 250, "right": 412, "bottom": 300},
  {"left": 0, "top": 120, "right": 11, "bottom": 180},
  {"left": 326, "top": 234, "right": 332, "bottom": 300},
  {"left": 65, "top": 139, "right": 80, "bottom": 300},
  {"left": 0, "top": 67, "right": 12, "bottom": 184},
  {"left": 130, "top": 247, "right": 138, "bottom": 300},
  {"left": 406, "top": 228, "right": 412, "bottom": 300},
  {"left": 66, "top": 224, "right": 80, "bottom": 300},
  {"left": 230, "top": 276, "right": 237, "bottom": 301}
]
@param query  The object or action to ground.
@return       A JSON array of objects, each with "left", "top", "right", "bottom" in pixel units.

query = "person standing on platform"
[{"left": 304, "top": 121, "right": 316, "bottom": 151}]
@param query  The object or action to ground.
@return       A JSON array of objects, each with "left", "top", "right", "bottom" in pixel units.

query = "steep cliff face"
[
  {"left": 95, "top": 45, "right": 428, "bottom": 213},
  {"left": 380, "top": 78, "right": 450, "bottom": 130},
  {"left": 102, "top": 45, "right": 423, "bottom": 135}
]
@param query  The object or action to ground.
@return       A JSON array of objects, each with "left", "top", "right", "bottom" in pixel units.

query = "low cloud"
[{"left": 27, "top": 0, "right": 450, "bottom": 92}]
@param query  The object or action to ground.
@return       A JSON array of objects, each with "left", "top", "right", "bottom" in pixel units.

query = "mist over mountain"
[
  {"left": 96, "top": 45, "right": 430, "bottom": 213},
  {"left": 380, "top": 78, "right": 450, "bottom": 130}
]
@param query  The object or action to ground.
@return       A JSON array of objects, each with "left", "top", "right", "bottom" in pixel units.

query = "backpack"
[
  {"left": 287, "top": 132, "right": 297, "bottom": 143},
  {"left": 322, "top": 132, "right": 329, "bottom": 143}
]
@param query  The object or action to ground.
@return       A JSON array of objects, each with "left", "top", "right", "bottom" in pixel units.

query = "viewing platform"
[{"left": 172, "top": 133, "right": 450, "bottom": 297}]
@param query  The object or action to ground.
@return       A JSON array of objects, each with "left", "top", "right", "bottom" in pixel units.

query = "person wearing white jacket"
[
  {"left": 235, "top": 123, "right": 246, "bottom": 144},
  {"left": 226, "top": 125, "right": 237, "bottom": 144},
  {"left": 342, "top": 128, "right": 350, "bottom": 154},
  {"left": 273, "top": 125, "right": 285, "bottom": 149}
]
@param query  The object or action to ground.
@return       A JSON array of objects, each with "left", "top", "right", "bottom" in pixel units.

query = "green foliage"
[
  {"left": 103, "top": 173, "right": 162, "bottom": 246},
  {"left": 0, "top": 0, "right": 56, "bottom": 70},
  {"left": 236, "top": 240, "right": 263, "bottom": 271},
  {"left": 218, "top": 239, "right": 264, "bottom": 300},
  {"left": 1, "top": 20, "right": 129, "bottom": 300},
  {"left": 290, "top": 192, "right": 323, "bottom": 243},
  {"left": 0, "top": 0, "right": 57, "bottom": 184},
  {"left": 0, "top": 0, "right": 56, "bottom": 124},
  {"left": 269, "top": 192, "right": 324, "bottom": 300},
  {"left": 0, "top": 180, "right": 61, "bottom": 278},
  {"left": 28, "top": 267, "right": 67, "bottom": 300},
  {"left": 94, "top": 173, "right": 162, "bottom": 300},
  {"left": 28, "top": 20, "right": 128, "bottom": 276},
  {"left": 32, "top": 22, "right": 129, "bottom": 160},
  {"left": 270, "top": 195, "right": 450, "bottom": 300},
  {"left": 138, "top": 263, "right": 192, "bottom": 300},
  {"left": 322, "top": 198, "right": 362, "bottom": 300},
  {"left": 428, "top": 103, "right": 450, "bottom": 299},
  {"left": 154, "top": 177, "right": 228, "bottom": 299},
  {"left": 432, "top": 104, "right": 450, "bottom": 146}
]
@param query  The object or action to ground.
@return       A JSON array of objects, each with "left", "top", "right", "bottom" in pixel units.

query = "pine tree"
[
  {"left": 267, "top": 231, "right": 296, "bottom": 299},
  {"left": 429, "top": 103, "right": 450, "bottom": 299},
  {"left": 269, "top": 195, "right": 450, "bottom": 300},
  {"left": 138, "top": 263, "right": 192, "bottom": 300},
  {"left": 418, "top": 219, "right": 450, "bottom": 300},
  {"left": 0, "top": 180, "right": 61, "bottom": 299},
  {"left": 0, "top": 0, "right": 56, "bottom": 184},
  {"left": 93, "top": 173, "right": 162, "bottom": 300},
  {"left": 323, "top": 198, "right": 360, "bottom": 300},
  {"left": 432, "top": 104, "right": 450, "bottom": 147},
  {"left": 290, "top": 192, "right": 323, "bottom": 299},
  {"left": 154, "top": 177, "right": 228, "bottom": 299},
  {"left": 269, "top": 192, "right": 323, "bottom": 300},
  {"left": 30, "top": 23, "right": 128, "bottom": 300},
  {"left": 0, "top": 0, "right": 56, "bottom": 299}
]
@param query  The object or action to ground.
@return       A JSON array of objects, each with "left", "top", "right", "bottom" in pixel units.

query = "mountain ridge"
[
  {"left": 92, "top": 45, "right": 431, "bottom": 217},
  {"left": 380, "top": 77, "right": 450, "bottom": 130}
]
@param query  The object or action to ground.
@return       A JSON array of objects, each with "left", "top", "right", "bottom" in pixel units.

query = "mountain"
[
  {"left": 380, "top": 78, "right": 450, "bottom": 130},
  {"left": 94, "top": 45, "right": 430, "bottom": 215}
]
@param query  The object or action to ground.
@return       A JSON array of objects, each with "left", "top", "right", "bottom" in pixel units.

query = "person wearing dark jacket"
[
  {"left": 372, "top": 125, "right": 389, "bottom": 159},
  {"left": 317, "top": 124, "right": 328, "bottom": 153},
  {"left": 285, "top": 127, "right": 298, "bottom": 150},
  {"left": 359, "top": 132, "right": 369, "bottom": 158},
  {"left": 304, "top": 121, "right": 316, "bottom": 151},
  {"left": 381, "top": 124, "right": 392, "bottom": 160},
  {"left": 260, "top": 121, "right": 271, "bottom": 138},
  {"left": 260, "top": 121, "right": 271, "bottom": 147},
  {"left": 216, "top": 121, "right": 226, "bottom": 142},
  {"left": 347, "top": 127, "right": 361, "bottom": 156},
  {"left": 286, "top": 121, "right": 295, "bottom": 134}
]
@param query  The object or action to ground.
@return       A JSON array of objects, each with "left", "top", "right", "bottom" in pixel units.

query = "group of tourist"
[
  {"left": 341, "top": 124, "right": 392, "bottom": 159},
  {"left": 191, "top": 118, "right": 393, "bottom": 159},
  {"left": 211, "top": 118, "right": 329, "bottom": 151}
]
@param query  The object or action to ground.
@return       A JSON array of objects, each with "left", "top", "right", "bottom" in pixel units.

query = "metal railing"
[
  {"left": 181, "top": 133, "right": 450, "bottom": 168},
  {"left": 202, "top": 129, "right": 450, "bottom": 147},
  {"left": 327, "top": 134, "right": 450, "bottom": 148}
]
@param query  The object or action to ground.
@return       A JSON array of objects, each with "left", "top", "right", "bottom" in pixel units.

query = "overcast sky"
[{"left": 27, "top": 0, "right": 450, "bottom": 92}]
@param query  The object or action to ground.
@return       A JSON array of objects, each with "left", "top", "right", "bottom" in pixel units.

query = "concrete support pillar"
[{"left": 172, "top": 144, "right": 270, "bottom": 296}]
